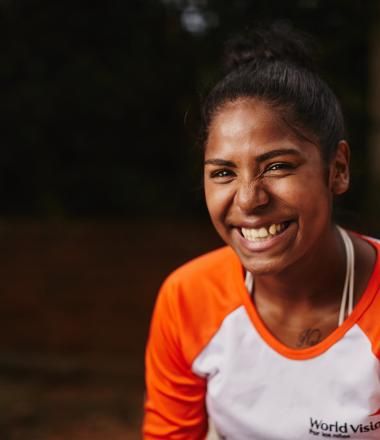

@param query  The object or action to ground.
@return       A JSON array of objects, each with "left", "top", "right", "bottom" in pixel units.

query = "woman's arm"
[{"left": 143, "top": 279, "right": 208, "bottom": 439}]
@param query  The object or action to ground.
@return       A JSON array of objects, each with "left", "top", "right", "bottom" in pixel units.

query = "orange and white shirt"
[{"left": 144, "top": 235, "right": 380, "bottom": 439}]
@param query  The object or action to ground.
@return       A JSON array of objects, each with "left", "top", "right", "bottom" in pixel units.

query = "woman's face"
[{"left": 204, "top": 98, "right": 349, "bottom": 275}]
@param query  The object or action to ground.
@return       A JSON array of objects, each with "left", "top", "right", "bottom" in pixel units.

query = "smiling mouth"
[{"left": 241, "top": 221, "right": 292, "bottom": 241}]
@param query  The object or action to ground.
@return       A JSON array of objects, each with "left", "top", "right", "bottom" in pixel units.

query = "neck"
[{"left": 253, "top": 225, "right": 346, "bottom": 312}]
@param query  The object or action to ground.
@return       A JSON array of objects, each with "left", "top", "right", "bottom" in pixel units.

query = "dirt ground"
[{"left": 0, "top": 218, "right": 222, "bottom": 439}]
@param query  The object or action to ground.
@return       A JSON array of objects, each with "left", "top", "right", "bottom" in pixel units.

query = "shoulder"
[
  {"left": 354, "top": 233, "right": 380, "bottom": 358},
  {"left": 166, "top": 245, "right": 240, "bottom": 286},
  {"left": 153, "top": 246, "right": 245, "bottom": 364},
  {"left": 159, "top": 246, "right": 244, "bottom": 310},
  {"left": 360, "top": 234, "right": 380, "bottom": 248},
  {"left": 355, "top": 232, "right": 380, "bottom": 304}
]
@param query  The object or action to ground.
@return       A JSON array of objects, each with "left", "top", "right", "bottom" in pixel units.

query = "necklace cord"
[{"left": 337, "top": 226, "right": 355, "bottom": 325}]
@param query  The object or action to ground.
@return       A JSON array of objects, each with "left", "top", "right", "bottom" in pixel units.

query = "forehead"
[{"left": 205, "top": 98, "right": 317, "bottom": 158}]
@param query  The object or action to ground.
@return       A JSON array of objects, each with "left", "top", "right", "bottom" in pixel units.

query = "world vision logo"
[{"left": 308, "top": 416, "right": 380, "bottom": 437}]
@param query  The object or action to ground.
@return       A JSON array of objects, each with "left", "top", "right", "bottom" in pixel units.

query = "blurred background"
[{"left": 0, "top": 0, "right": 379, "bottom": 438}]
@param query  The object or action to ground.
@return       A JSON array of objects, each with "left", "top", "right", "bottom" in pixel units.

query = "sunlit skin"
[{"left": 204, "top": 98, "right": 375, "bottom": 347}]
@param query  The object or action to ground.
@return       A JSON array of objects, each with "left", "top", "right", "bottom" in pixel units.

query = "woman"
[{"left": 143, "top": 23, "right": 380, "bottom": 439}]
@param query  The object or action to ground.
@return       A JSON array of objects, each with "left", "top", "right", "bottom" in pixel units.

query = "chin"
[{"left": 238, "top": 253, "right": 288, "bottom": 276}]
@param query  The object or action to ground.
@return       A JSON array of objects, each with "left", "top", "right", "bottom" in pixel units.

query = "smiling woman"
[
  {"left": 143, "top": 23, "right": 380, "bottom": 439},
  {"left": 203, "top": 98, "right": 345, "bottom": 276}
]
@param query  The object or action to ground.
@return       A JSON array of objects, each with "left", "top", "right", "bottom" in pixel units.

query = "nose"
[{"left": 235, "top": 177, "right": 270, "bottom": 213}]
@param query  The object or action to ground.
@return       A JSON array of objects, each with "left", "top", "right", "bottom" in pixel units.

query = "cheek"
[
  {"left": 204, "top": 183, "right": 233, "bottom": 223},
  {"left": 271, "top": 171, "right": 332, "bottom": 219}
]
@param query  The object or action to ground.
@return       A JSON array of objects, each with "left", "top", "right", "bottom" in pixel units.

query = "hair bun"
[{"left": 223, "top": 21, "right": 317, "bottom": 74}]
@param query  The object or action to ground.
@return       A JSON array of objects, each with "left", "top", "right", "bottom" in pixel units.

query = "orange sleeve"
[
  {"left": 143, "top": 277, "right": 208, "bottom": 439},
  {"left": 358, "top": 289, "right": 380, "bottom": 359}
]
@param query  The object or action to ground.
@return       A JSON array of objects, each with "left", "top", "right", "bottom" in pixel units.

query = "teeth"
[
  {"left": 258, "top": 227, "right": 268, "bottom": 238},
  {"left": 241, "top": 223, "right": 287, "bottom": 241}
]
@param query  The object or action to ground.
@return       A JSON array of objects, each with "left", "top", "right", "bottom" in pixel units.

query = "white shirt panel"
[{"left": 193, "top": 306, "right": 380, "bottom": 439}]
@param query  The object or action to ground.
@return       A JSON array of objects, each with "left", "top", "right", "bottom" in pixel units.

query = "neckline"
[{"left": 233, "top": 234, "right": 380, "bottom": 360}]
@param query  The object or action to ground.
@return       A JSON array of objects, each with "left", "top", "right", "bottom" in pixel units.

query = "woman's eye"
[
  {"left": 210, "top": 169, "right": 234, "bottom": 180},
  {"left": 265, "top": 162, "right": 295, "bottom": 174}
]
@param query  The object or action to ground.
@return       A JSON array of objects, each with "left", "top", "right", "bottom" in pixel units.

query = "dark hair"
[{"left": 201, "top": 22, "right": 346, "bottom": 163}]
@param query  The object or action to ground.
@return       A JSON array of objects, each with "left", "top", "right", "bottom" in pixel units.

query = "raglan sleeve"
[{"left": 143, "top": 276, "right": 208, "bottom": 439}]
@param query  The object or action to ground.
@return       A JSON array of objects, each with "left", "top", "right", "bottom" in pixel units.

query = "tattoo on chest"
[{"left": 296, "top": 328, "right": 322, "bottom": 347}]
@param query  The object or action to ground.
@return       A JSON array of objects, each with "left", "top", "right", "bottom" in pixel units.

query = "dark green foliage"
[{"left": 0, "top": 0, "right": 373, "bottom": 219}]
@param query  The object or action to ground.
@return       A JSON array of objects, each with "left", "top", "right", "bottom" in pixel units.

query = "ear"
[{"left": 328, "top": 140, "right": 350, "bottom": 195}]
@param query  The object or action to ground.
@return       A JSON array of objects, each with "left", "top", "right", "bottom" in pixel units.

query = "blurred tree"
[
  {"left": 368, "top": 0, "right": 380, "bottom": 226},
  {"left": 0, "top": 0, "right": 374, "bottom": 224}
]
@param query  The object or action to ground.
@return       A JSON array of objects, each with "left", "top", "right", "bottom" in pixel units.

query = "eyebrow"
[
  {"left": 204, "top": 148, "right": 301, "bottom": 166},
  {"left": 204, "top": 158, "right": 236, "bottom": 167},
  {"left": 255, "top": 148, "right": 301, "bottom": 162}
]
